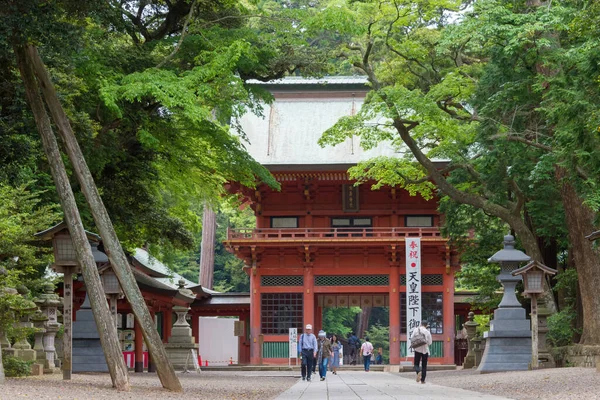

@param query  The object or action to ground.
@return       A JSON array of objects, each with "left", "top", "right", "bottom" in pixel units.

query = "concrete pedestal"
[
  {"left": 72, "top": 294, "right": 108, "bottom": 373},
  {"left": 478, "top": 307, "right": 531, "bottom": 373}
]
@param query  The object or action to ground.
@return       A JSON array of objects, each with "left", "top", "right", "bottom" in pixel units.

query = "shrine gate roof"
[{"left": 239, "top": 76, "right": 400, "bottom": 167}]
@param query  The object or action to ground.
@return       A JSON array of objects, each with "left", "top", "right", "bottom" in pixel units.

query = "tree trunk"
[
  {"left": 556, "top": 166, "right": 600, "bottom": 345},
  {"left": 357, "top": 307, "right": 371, "bottom": 339},
  {"left": 26, "top": 45, "right": 182, "bottom": 391},
  {"left": 14, "top": 45, "right": 130, "bottom": 391},
  {"left": 0, "top": 340, "right": 5, "bottom": 384},
  {"left": 199, "top": 205, "right": 216, "bottom": 289}
]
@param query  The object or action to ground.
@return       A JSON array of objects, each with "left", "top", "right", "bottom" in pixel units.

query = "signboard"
[
  {"left": 406, "top": 238, "right": 422, "bottom": 355},
  {"left": 342, "top": 184, "right": 360, "bottom": 212},
  {"left": 234, "top": 320, "right": 245, "bottom": 337},
  {"left": 289, "top": 328, "right": 298, "bottom": 360}
]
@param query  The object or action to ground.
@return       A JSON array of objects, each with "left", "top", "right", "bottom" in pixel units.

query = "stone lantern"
[
  {"left": 11, "top": 299, "right": 38, "bottom": 362},
  {"left": 477, "top": 234, "right": 532, "bottom": 373},
  {"left": 30, "top": 309, "right": 48, "bottom": 373},
  {"left": 35, "top": 283, "right": 62, "bottom": 373},
  {"left": 512, "top": 260, "right": 557, "bottom": 369},
  {"left": 165, "top": 280, "right": 198, "bottom": 370},
  {"left": 34, "top": 222, "right": 102, "bottom": 379},
  {"left": 462, "top": 312, "right": 479, "bottom": 369},
  {"left": 99, "top": 265, "right": 122, "bottom": 327}
]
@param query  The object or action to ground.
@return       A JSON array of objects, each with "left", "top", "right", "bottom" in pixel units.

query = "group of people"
[
  {"left": 299, "top": 324, "right": 342, "bottom": 381},
  {"left": 298, "top": 321, "right": 434, "bottom": 385}
]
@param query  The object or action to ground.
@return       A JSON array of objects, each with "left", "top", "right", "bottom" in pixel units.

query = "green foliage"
[
  {"left": 2, "top": 356, "right": 32, "bottom": 378},
  {"left": 547, "top": 307, "right": 579, "bottom": 348},
  {"left": 363, "top": 324, "right": 389, "bottom": 364},
  {"left": 161, "top": 197, "right": 255, "bottom": 292},
  {"left": 474, "top": 314, "right": 492, "bottom": 337},
  {"left": 553, "top": 268, "right": 578, "bottom": 308},
  {"left": 0, "top": 183, "right": 60, "bottom": 287},
  {"left": 322, "top": 307, "right": 361, "bottom": 338}
]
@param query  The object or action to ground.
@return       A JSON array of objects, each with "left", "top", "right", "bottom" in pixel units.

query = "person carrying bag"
[{"left": 410, "top": 321, "right": 433, "bottom": 384}]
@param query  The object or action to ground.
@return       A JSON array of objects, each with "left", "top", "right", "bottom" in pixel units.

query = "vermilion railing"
[{"left": 227, "top": 227, "right": 442, "bottom": 240}]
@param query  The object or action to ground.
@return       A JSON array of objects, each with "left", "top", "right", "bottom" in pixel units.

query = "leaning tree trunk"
[
  {"left": 556, "top": 166, "right": 600, "bottom": 345},
  {"left": 26, "top": 46, "right": 182, "bottom": 392},
  {"left": 14, "top": 46, "right": 130, "bottom": 391}
]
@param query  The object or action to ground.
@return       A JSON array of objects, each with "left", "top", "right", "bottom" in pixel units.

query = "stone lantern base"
[
  {"left": 164, "top": 305, "right": 198, "bottom": 370},
  {"left": 478, "top": 307, "right": 532, "bottom": 373}
]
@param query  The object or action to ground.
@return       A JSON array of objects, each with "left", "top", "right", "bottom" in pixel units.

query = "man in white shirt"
[
  {"left": 410, "top": 321, "right": 433, "bottom": 384},
  {"left": 299, "top": 324, "right": 318, "bottom": 382}
]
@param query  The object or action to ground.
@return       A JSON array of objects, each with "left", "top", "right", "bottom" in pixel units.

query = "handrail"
[{"left": 227, "top": 227, "right": 441, "bottom": 240}]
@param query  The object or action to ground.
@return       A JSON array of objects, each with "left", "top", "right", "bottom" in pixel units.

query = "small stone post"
[
  {"left": 35, "top": 283, "right": 62, "bottom": 373},
  {"left": 537, "top": 303, "right": 555, "bottom": 368},
  {"left": 30, "top": 309, "right": 48, "bottom": 368},
  {"left": 472, "top": 337, "right": 482, "bottom": 367},
  {"left": 0, "top": 330, "right": 15, "bottom": 359},
  {"left": 13, "top": 309, "right": 38, "bottom": 362},
  {"left": 462, "top": 312, "right": 479, "bottom": 369}
]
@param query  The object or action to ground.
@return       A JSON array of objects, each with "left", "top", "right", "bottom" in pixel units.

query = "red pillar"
[
  {"left": 443, "top": 269, "right": 455, "bottom": 365},
  {"left": 303, "top": 267, "right": 314, "bottom": 329},
  {"left": 315, "top": 300, "right": 322, "bottom": 331},
  {"left": 250, "top": 269, "right": 261, "bottom": 365},
  {"left": 389, "top": 265, "right": 401, "bottom": 364},
  {"left": 163, "top": 308, "right": 172, "bottom": 344},
  {"left": 134, "top": 318, "right": 144, "bottom": 372},
  {"left": 147, "top": 311, "right": 156, "bottom": 372},
  {"left": 237, "top": 312, "right": 250, "bottom": 364}
]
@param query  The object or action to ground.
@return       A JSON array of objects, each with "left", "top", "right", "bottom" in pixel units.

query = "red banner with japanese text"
[{"left": 406, "top": 237, "right": 421, "bottom": 355}]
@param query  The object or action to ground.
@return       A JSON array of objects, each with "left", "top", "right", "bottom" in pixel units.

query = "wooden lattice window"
[
  {"left": 261, "top": 293, "right": 303, "bottom": 334},
  {"left": 400, "top": 274, "right": 443, "bottom": 286},
  {"left": 261, "top": 276, "right": 303, "bottom": 286},
  {"left": 405, "top": 215, "right": 434, "bottom": 227},
  {"left": 422, "top": 292, "right": 443, "bottom": 334},
  {"left": 314, "top": 275, "right": 389, "bottom": 286},
  {"left": 400, "top": 292, "right": 443, "bottom": 334}
]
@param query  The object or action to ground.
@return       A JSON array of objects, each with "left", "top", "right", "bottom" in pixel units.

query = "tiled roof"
[{"left": 246, "top": 76, "right": 368, "bottom": 85}]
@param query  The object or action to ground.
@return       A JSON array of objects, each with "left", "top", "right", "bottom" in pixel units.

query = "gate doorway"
[{"left": 318, "top": 294, "right": 389, "bottom": 365}]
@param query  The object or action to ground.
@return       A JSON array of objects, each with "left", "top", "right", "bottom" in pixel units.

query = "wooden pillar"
[
  {"left": 147, "top": 311, "right": 156, "bottom": 373},
  {"left": 163, "top": 309, "right": 172, "bottom": 344},
  {"left": 250, "top": 269, "right": 261, "bottom": 365},
  {"left": 389, "top": 264, "right": 401, "bottom": 364},
  {"left": 134, "top": 318, "right": 144, "bottom": 372},
  {"left": 303, "top": 267, "right": 314, "bottom": 329},
  {"left": 199, "top": 205, "right": 216, "bottom": 289},
  {"left": 443, "top": 268, "right": 455, "bottom": 365},
  {"left": 62, "top": 269, "right": 74, "bottom": 380}
]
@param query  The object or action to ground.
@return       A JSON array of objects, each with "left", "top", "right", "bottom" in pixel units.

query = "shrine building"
[{"left": 225, "top": 77, "right": 461, "bottom": 366}]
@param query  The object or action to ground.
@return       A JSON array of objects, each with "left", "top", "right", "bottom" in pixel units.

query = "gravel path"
[
  {"left": 3, "top": 368, "right": 599, "bottom": 399},
  {"left": 399, "top": 367, "right": 600, "bottom": 400},
  {"left": 1, "top": 371, "right": 298, "bottom": 400}
]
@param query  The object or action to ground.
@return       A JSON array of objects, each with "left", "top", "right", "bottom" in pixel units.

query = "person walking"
[
  {"left": 329, "top": 334, "right": 340, "bottom": 375},
  {"left": 410, "top": 321, "right": 433, "bottom": 384},
  {"left": 317, "top": 330, "right": 332, "bottom": 381},
  {"left": 347, "top": 332, "right": 359, "bottom": 365},
  {"left": 299, "top": 324, "right": 318, "bottom": 382},
  {"left": 360, "top": 336, "right": 374, "bottom": 372}
]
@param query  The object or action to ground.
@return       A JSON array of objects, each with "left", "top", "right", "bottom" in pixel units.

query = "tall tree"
[{"left": 316, "top": 0, "right": 600, "bottom": 344}]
